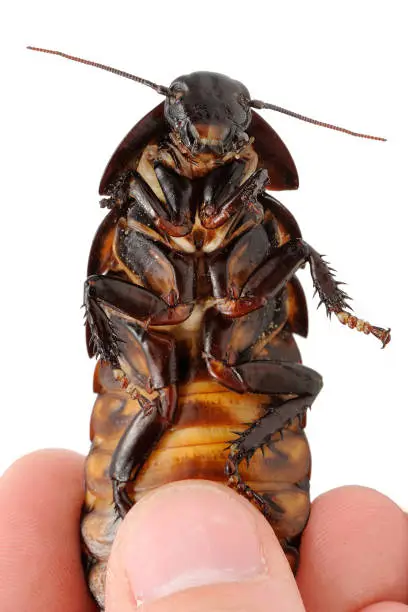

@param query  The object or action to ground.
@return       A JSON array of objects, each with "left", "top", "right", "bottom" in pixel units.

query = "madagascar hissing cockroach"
[{"left": 28, "top": 46, "right": 391, "bottom": 610}]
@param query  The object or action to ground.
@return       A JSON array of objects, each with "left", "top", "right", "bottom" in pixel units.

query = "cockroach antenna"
[
  {"left": 27, "top": 47, "right": 386, "bottom": 142},
  {"left": 27, "top": 46, "right": 170, "bottom": 96},
  {"left": 250, "top": 98, "right": 386, "bottom": 141}
]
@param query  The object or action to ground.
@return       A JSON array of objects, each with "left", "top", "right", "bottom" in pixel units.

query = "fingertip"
[
  {"left": 2, "top": 448, "right": 85, "bottom": 485},
  {"left": 297, "top": 486, "right": 408, "bottom": 612},
  {"left": 359, "top": 603, "right": 408, "bottom": 612},
  {"left": 106, "top": 480, "right": 305, "bottom": 611},
  {"left": 0, "top": 449, "right": 95, "bottom": 612}
]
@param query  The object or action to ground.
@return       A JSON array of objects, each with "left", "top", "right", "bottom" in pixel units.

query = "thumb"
[{"left": 105, "top": 480, "right": 305, "bottom": 611}]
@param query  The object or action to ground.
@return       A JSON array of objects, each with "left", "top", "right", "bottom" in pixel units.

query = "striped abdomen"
[{"left": 81, "top": 360, "right": 311, "bottom": 600}]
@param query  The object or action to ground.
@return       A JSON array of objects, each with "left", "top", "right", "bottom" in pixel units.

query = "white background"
[{"left": 2, "top": 1, "right": 407, "bottom": 509}]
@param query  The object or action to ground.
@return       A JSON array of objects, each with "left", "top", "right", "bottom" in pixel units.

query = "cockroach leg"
[
  {"left": 202, "top": 159, "right": 246, "bottom": 211},
  {"left": 128, "top": 165, "right": 195, "bottom": 237},
  {"left": 83, "top": 274, "right": 180, "bottom": 516},
  {"left": 259, "top": 192, "right": 302, "bottom": 241},
  {"left": 100, "top": 170, "right": 138, "bottom": 210},
  {"left": 307, "top": 249, "right": 391, "bottom": 346},
  {"left": 153, "top": 163, "right": 194, "bottom": 235},
  {"left": 308, "top": 248, "right": 352, "bottom": 315},
  {"left": 200, "top": 168, "right": 268, "bottom": 229},
  {"left": 84, "top": 275, "right": 166, "bottom": 364},
  {"left": 110, "top": 403, "right": 159, "bottom": 518},
  {"left": 239, "top": 238, "right": 313, "bottom": 309},
  {"left": 224, "top": 391, "right": 321, "bottom": 520},
  {"left": 110, "top": 387, "right": 177, "bottom": 518},
  {"left": 103, "top": 166, "right": 196, "bottom": 237},
  {"left": 235, "top": 239, "right": 390, "bottom": 346},
  {"left": 335, "top": 311, "right": 391, "bottom": 347},
  {"left": 281, "top": 539, "right": 300, "bottom": 573},
  {"left": 204, "top": 343, "right": 322, "bottom": 519},
  {"left": 84, "top": 274, "right": 192, "bottom": 346},
  {"left": 83, "top": 290, "right": 121, "bottom": 367},
  {"left": 208, "top": 224, "right": 271, "bottom": 302}
]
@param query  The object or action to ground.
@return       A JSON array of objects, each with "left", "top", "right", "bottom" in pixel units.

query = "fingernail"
[{"left": 122, "top": 482, "right": 267, "bottom": 604}]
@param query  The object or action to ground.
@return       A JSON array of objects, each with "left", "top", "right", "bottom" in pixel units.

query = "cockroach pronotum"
[{"left": 28, "top": 46, "right": 390, "bottom": 609}]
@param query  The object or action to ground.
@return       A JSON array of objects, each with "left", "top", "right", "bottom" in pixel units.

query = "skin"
[{"left": 0, "top": 450, "right": 407, "bottom": 612}]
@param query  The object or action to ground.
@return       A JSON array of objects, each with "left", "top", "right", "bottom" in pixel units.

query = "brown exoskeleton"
[{"left": 28, "top": 47, "right": 390, "bottom": 610}]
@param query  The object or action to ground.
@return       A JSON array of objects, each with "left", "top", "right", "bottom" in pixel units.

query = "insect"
[{"left": 29, "top": 47, "right": 390, "bottom": 609}]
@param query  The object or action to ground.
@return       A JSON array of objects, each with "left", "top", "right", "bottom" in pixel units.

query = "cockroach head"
[
  {"left": 164, "top": 72, "right": 253, "bottom": 155},
  {"left": 27, "top": 47, "right": 387, "bottom": 144}
]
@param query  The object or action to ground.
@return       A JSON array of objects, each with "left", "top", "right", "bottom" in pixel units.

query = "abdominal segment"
[{"left": 81, "top": 362, "right": 311, "bottom": 604}]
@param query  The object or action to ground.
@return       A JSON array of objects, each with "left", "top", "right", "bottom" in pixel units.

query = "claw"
[
  {"left": 112, "top": 480, "right": 134, "bottom": 519},
  {"left": 373, "top": 326, "right": 391, "bottom": 348}
]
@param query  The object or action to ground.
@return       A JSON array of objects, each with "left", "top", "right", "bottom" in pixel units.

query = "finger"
[
  {"left": 360, "top": 604, "right": 408, "bottom": 611},
  {"left": 0, "top": 449, "right": 96, "bottom": 612},
  {"left": 297, "top": 486, "right": 408, "bottom": 612},
  {"left": 106, "top": 480, "right": 305, "bottom": 611}
]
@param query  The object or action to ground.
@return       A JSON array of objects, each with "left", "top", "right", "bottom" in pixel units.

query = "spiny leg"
[
  {"left": 83, "top": 275, "right": 182, "bottom": 517},
  {"left": 224, "top": 237, "right": 390, "bottom": 347},
  {"left": 308, "top": 250, "right": 391, "bottom": 347},
  {"left": 224, "top": 395, "right": 318, "bottom": 519},
  {"left": 221, "top": 362, "right": 322, "bottom": 519},
  {"left": 203, "top": 305, "right": 322, "bottom": 518}
]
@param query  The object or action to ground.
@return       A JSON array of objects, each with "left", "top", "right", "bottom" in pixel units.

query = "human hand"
[{"left": 0, "top": 450, "right": 407, "bottom": 611}]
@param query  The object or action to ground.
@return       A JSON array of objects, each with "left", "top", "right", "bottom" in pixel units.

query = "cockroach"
[{"left": 28, "top": 46, "right": 390, "bottom": 609}]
